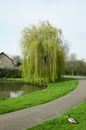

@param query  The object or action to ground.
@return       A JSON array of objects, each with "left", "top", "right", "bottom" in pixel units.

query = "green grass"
[
  {"left": 0, "top": 78, "right": 26, "bottom": 83},
  {"left": 0, "top": 79, "right": 78, "bottom": 114},
  {"left": 26, "top": 100, "right": 86, "bottom": 130}
]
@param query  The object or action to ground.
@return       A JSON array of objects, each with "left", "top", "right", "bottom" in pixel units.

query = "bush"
[{"left": 0, "top": 68, "right": 21, "bottom": 78}]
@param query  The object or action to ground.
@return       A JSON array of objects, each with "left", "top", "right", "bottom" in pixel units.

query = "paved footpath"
[{"left": 0, "top": 80, "right": 86, "bottom": 130}]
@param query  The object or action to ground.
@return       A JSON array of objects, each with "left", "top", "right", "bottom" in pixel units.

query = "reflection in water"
[
  {"left": 10, "top": 91, "right": 24, "bottom": 98},
  {"left": 0, "top": 81, "right": 41, "bottom": 98}
]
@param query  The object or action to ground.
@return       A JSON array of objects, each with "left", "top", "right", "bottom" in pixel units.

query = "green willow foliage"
[{"left": 21, "top": 22, "right": 67, "bottom": 82}]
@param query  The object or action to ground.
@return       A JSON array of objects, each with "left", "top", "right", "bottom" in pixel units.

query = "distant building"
[{"left": 0, "top": 52, "right": 15, "bottom": 68}]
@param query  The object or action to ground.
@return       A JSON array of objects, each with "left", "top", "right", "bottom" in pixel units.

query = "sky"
[{"left": 0, "top": 0, "right": 86, "bottom": 59}]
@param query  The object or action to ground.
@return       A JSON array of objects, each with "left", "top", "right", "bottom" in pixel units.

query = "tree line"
[{"left": 65, "top": 53, "right": 86, "bottom": 76}]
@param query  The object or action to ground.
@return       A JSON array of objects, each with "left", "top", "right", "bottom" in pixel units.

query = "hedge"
[{"left": 0, "top": 68, "right": 21, "bottom": 78}]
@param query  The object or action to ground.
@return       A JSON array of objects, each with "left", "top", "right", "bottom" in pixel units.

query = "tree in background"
[
  {"left": 21, "top": 21, "right": 68, "bottom": 82},
  {"left": 69, "top": 53, "right": 77, "bottom": 75},
  {"left": 12, "top": 55, "right": 21, "bottom": 67},
  {"left": 65, "top": 53, "right": 86, "bottom": 76}
]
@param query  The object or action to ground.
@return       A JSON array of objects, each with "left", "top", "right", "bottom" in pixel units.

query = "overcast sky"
[{"left": 0, "top": 0, "right": 86, "bottom": 59}]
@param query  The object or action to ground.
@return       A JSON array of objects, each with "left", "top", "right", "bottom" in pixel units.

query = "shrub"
[{"left": 0, "top": 68, "right": 21, "bottom": 78}]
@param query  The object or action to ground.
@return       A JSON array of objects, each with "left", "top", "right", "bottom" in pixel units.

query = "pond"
[{"left": 0, "top": 81, "right": 41, "bottom": 98}]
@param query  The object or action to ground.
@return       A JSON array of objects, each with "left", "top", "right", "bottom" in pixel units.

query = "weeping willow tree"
[{"left": 21, "top": 21, "right": 68, "bottom": 82}]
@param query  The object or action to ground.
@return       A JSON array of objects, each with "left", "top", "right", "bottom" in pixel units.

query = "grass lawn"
[
  {"left": 26, "top": 100, "right": 86, "bottom": 130},
  {"left": 0, "top": 79, "right": 78, "bottom": 114}
]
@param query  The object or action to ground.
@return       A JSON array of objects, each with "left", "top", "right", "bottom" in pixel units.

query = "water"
[{"left": 0, "top": 81, "right": 41, "bottom": 98}]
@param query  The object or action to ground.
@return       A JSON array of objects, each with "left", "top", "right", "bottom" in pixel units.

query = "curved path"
[{"left": 0, "top": 80, "right": 86, "bottom": 130}]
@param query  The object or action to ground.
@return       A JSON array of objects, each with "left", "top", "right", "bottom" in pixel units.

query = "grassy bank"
[
  {"left": 26, "top": 100, "right": 86, "bottom": 130},
  {"left": 0, "top": 79, "right": 78, "bottom": 114}
]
